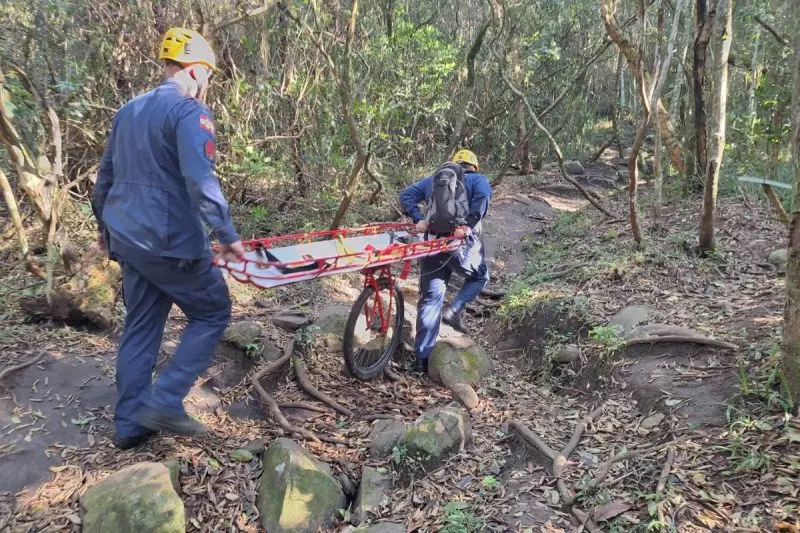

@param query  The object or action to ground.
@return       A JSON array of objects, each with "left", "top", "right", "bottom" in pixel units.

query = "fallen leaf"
[
  {"left": 593, "top": 500, "right": 633, "bottom": 522},
  {"left": 65, "top": 514, "right": 81, "bottom": 525},
  {"left": 224, "top": 493, "right": 239, "bottom": 501}
]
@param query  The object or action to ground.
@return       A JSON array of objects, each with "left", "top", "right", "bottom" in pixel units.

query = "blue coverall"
[
  {"left": 92, "top": 79, "right": 238, "bottom": 439},
  {"left": 399, "top": 171, "right": 492, "bottom": 360}
]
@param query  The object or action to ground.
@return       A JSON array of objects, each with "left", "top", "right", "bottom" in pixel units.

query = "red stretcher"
[{"left": 214, "top": 222, "right": 464, "bottom": 381}]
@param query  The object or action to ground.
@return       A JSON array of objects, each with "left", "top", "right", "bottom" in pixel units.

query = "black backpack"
[{"left": 424, "top": 162, "right": 470, "bottom": 235}]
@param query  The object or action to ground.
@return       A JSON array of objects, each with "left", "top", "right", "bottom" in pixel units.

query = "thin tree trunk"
[
  {"left": 0, "top": 167, "right": 29, "bottom": 257},
  {"left": 784, "top": 0, "right": 800, "bottom": 411},
  {"left": 698, "top": 0, "right": 733, "bottom": 252},
  {"left": 614, "top": 51, "right": 624, "bottom": 156},
  {"left": 516, "top": 99, "right": 533, "bottom": 173},
  {"left": 693, "top": 0, "right": 711, "bottom": 186},
  {"left": 653, "top": 117, "right": 664, "bottom": 225},
  {"left": 447, "top": 19, "right": 490, "bottom": 155}
]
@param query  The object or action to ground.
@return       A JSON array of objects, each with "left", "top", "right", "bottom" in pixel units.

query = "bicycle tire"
[{"left": 342, "top": 283, "right": 405, "bottom": 380}]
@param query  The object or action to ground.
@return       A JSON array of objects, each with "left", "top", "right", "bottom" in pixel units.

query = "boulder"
[
  {"left": 353, "top": 467, "right": 393, "bottom": 523},
  {"left": 450, "top": 383, "right": 479, "bottom": 410},
  {"left": 608, "top": 305, "right": 652, "bottom": 336},
  {"left": 273, "top": 312, "right": 311, "bottom": 332},
  {"left": 428, "top": 338, "right": 491, "bottom": 387},
  {"left": 223, "top": 321, "right": 262, "bottom": 350},
  {"left": 256, "top": 438, "right": 345, "bottom": 533},
  {"left": 80, "top": 462, "right": 184, "bottom": 533},
  {"left": 369, "top": 419, "right": 407, "bottom": 458},
  {"left": 553, "top": 344, "right": 580, "bottom": 364},
  {"left": 230, "top": 449, "right": 255, "bottom": 463},
  {"left": 161, "top": 458, "right": 182, "bottom": 493},
  {"left": 768, "top": 248, "right": 788, "bottom": 274},
  {"left": 353, "top": 524, "right": 406, "bottom": 533},
  {"left": 564, "top": 161, "right": 586, "bottom": 175},
  {"left": 315, "top": 305, "right": 351, "bottom": 349},
  {"left": 398, "top": 407, "right": 472, "bottom": 468}
]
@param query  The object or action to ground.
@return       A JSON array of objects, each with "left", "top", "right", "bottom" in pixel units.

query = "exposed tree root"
[
  {"left": 383, "top": 366, "right": 402, "bottom": 382},
  {"left": 292, "top": 355, "right": 354, "bottom": 417},
  {"left": 250, "top": 340, "right": 320, "bottom": 442},
  {"left": 625, "top": 335, "right": 737, "bottom": 350},
  {"left": 0, "top": 353, "right": 44, "bottom": 381},
  {"left": 510, "top": 403, "right": 605, "bottom": 531},
  {"left": 657, "top": 446, "right": 676, "bottom": 495},
  {"left": 278, "top": 401, "right": 330, "bottom": 413}
]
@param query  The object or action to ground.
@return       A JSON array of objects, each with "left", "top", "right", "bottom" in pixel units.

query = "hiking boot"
[
  {"left": 112, "top": 430, "right": 155, "bottom": 450},
  {"left": 134, "top": 404, "right": 210, "bottom": 437},
  {"left": 442, "top": 307, "right": 468, "bottom": 334},
  {"left": 411, "top": 357, "right": 429, "bottom": 375}
]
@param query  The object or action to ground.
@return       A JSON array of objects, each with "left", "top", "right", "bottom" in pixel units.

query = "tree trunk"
[
  {"left": 516, "top": 99, "right": 533, "bottom": 174},
  {"left": 447, "top": 19, "right": 490, "bottom": 155},
  {"left": 0, "top": 166, "right": 29, "bottom": 257},
  {"left": 784, "top": 0, "right": 800, "bottom": 411},
  {"left": 693, "top": 0, "right": 711, "bottom": 186},
  {"left": 653, "top": 115, "right": 664, "bottom": 225},
  {"left": 698, "top": 0, "right": 733, "bottom": 252}
]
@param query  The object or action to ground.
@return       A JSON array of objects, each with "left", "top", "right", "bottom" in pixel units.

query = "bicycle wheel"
[{"left": 343, "top": 282, "right": 405, "bottom": 380}]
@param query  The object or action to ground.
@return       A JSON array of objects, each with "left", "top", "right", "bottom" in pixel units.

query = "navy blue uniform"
[
  {"left": 399, "top": 171, "right": 492, "bottom": 360},
  {"left": 93, "top": 79, "right": 237, "bottom": 439}
]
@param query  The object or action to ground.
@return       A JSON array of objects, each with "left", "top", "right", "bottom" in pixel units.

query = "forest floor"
[{"left": 1, "top": 155, "right": 799, "bottom": 532}]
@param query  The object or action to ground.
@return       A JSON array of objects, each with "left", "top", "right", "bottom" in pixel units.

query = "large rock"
[
  {"left": 428, "top": 338, "right": 491, "bottom": 387},
  {"left": 398, "top": 407, "right": 472, "bottom": 468},
  {"left": 80, "top": 462, "right": 184, "bottom": 533},
  {"left": 315, "top": 305, "right": 351, "bottom": 349},
  {"left": 256, "top": 438, "right": 345, "bottom": 533},
  {"left": 450, "top": 383, "right": 479, "bottom": 410},
  {"left": 564, "top": 161, "right": 586, "bottom": 175},
  {"left": 273, "top": 312, "right": 311, "bottom": 332},
  {"left": 223, "top": 320, "right": 262, "bottom": 350},
  {"left": 353, "top": 524, "right": 406, "bottom": 533},
  {"left": 369, "top": 419, "right": 407, "bottom": 458},
  {"left": 353, "top": 467, "right": 393, "bottom": 523},
  {"left": 769, "top": 248, "right": 788, "bottom": 274},
  {"left": 608, "top": 305, "right": 652, "bottom": 336}
]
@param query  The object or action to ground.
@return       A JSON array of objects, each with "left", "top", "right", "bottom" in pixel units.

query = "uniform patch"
[
  {"left": 199, "top": 114, "right": 215, "bottom": 133},
  {"left": 205, "top": 140, "right": 216, "bottom": 160}
]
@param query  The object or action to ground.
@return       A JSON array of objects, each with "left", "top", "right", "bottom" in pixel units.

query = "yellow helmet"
[
  {"left": 159, "top": 28, "right": 217, "bottom": 70},
  {"left": 452, "top": 149, "right": 479, "bottom": 170}
]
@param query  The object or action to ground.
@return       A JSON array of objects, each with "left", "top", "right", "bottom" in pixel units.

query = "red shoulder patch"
[
  {"left": 199, "top": 114, "right": 215, "bottom": 134},
  {"left": 205, "top": 140, "right": 216, "bottom": 160}
]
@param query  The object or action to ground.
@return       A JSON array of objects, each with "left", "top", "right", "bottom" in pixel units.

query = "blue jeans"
[
  {"left": 111, "top": 241, "right": 231, "bottom": 438},
  {"left": 415, "top": 235, "right": 489, "bottom": 360}
]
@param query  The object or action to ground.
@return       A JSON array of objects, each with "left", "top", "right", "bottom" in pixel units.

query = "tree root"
[
  {"left": 278, "top": 401, "right": 330, "bottom": 413},
  {"left": 292, "top": 355, "right": 354, "bottom": 417},
  {"left": 656, "top": 446, "right": 676, "bottom": 495},
  {"left": 0, "top": 353, "right": 44, "bottom": 381},
  {"left": 625, "top": 335, "right": 737, "bottom": 350},
  {"left": 383, "top": 366, "right": 402, "bottom": 382},
  {"left": 251, "top": 340, "right": 320, "bottom": 442},
  {"left": 510, "top": 403, "right": 605, "bottom": 531}
]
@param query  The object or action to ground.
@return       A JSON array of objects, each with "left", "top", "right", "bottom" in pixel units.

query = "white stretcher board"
[{"left": 220, "top": 230, "right": 454, "bottom": 289}]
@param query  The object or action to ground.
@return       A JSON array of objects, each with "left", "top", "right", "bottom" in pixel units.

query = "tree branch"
[{"left": 754, "top": 15, "right": 789, "bottom": 47}]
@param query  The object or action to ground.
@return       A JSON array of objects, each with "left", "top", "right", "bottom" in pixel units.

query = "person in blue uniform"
[
  {"left": 92, "top": 28, "right": 244, "bottom": 448},
  {"left": 399, "top": 150, "right": 492, "bottom": 374}
]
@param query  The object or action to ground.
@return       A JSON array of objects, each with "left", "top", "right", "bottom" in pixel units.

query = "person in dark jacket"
[
  {"left": 92, "top": 28, "right": 244, "bottom": 448},
  {"left": 399, "top": 150, "right": 492, "bottom": 373}
]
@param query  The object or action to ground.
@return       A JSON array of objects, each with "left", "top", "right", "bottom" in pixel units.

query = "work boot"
[
  {"left": 134, "top": 404, "right": 210, "bottom": 437},
  {"left": 112, "top": 430, "right": 155, "bottom": 450},
  {"left": 442, "top": 307, "right": 468, "bottom": 334},
  {"left": 411, "top": 357, "right": 429, "bottom": 375}
]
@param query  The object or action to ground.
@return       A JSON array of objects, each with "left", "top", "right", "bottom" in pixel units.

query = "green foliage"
[
  {"left": 589, "top": 325, "right": 625, "bottom": 353},
  {"left": 440, "top": 502, "right": 484, "bottom": 533}
]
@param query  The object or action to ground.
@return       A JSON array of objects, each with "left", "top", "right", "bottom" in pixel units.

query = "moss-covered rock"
[
  {"left": 369, "top": 419, "right": 407, "bottom": 458},
  {"left": 397, "top": 407, "right": 472, "bottom": 469},
  {"left": 223, "top": 320, "right": 263, "bottom": 350},
  {"left": 428, "top": 338, "right": 491, "bottom": 387},
  {"left": 256, "top": 438, "right": 345, "bottom": 533},
  {"left": 80, "top": 462, "right": 184, "bottom": 533}
]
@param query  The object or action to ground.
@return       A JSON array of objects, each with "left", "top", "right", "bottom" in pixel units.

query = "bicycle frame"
[{"left": 360, "top": 261, "right": 410, "bottom": 335}]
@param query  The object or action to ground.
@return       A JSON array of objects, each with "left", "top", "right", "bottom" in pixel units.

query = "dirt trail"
[{"left": 0, "top": 164, "right": 619, "bottom": 531}]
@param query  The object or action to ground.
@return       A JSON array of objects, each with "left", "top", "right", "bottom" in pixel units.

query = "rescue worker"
[
  {"left": 92, "top": 28, "right": 244, "bottom": 449},
  {"left": 399, "top": 150, "right": 492, "bottom": 374}
]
